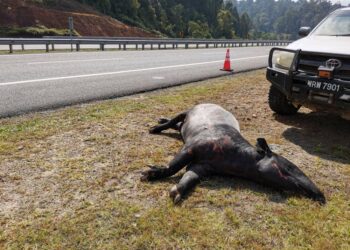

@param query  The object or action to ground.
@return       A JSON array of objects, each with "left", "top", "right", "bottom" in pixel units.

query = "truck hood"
[{"left": 287, "top": 36, "right": 350, "bottom": 55}]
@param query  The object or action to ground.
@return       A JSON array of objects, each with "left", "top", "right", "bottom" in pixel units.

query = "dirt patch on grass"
[{"left": 0, "top": 70, "right": 349, "bottom": 249}]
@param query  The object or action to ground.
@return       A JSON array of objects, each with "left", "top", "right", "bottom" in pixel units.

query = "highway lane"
[{"left": 0, "top": 47, "right": 273, "bottom": 117}]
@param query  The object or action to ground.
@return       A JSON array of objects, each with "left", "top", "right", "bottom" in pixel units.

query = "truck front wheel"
[{"left": 268, "top": 85, "right": 300, "bottom": 115}]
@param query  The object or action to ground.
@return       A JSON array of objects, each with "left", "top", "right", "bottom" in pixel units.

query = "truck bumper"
[{"left": 267, "top": 67, "right": 350, "bottom": 116}]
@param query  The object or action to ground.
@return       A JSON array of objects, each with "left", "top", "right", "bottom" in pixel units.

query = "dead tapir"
[{"left": 141, "top": 103, "right": 326, "bottom": 204}]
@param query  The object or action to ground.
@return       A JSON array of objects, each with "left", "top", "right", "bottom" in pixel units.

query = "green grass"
[
  {"left": 0, "top": 70, "right": 349, "bottom": 249},
  {"left": 0, "top": 26, "right": 79, "bottom": 38}
]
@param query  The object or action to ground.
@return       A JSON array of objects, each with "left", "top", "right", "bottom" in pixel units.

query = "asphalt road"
[{"left": 0, "top": 47, "right": 273, "bottom": 117}]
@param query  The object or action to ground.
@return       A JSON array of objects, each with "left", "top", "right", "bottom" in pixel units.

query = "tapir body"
[{"left": 141, "top": 104, "right": 325, "bottom": 204}]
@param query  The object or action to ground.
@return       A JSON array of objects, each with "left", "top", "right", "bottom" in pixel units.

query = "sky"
[
  {"left": 286, "top": 0, "right": 350, "bottom": 6},
  {"left": 332, "top": 0, "right": 350, "bottom": 6}
]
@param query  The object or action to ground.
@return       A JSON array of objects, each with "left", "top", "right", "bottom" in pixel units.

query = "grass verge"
[{"left": 0, "top": 70, "right": 349, "bottom": 249}]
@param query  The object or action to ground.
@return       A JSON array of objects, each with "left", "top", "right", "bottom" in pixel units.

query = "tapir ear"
[{"left": 256, "top": 138, "right": 272, "bottom": 157}]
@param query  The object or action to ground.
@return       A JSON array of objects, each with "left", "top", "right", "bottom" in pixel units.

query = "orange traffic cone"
[{"left": 221, "top": 49, "right": 233, "bottom": 72}]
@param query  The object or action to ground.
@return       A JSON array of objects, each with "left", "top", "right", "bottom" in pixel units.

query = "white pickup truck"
[{"left": 266, "top": 7, "right": 350, "bottom": 120}]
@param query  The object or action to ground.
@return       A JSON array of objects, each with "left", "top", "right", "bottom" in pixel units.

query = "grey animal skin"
[{"left": 141, "top": 103, "right": 326, "bottom": 204}]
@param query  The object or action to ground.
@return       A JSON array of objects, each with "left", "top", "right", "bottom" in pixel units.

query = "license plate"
[{"left": 307, "top": 80, "right": 341, "bottom": 92}]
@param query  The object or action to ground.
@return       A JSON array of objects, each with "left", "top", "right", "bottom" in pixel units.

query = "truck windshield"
[{"left": 312, "top": 9, "right": 350, "bottom": 36}]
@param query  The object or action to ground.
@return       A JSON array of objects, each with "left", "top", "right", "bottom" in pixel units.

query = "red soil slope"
[{"left": 0, "top": 0, "right": 155, "bottom": 37}]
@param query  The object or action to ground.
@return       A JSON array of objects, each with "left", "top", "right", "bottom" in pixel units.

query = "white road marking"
[
  {"left": 201, "top": 52, "right": 229, "bottom": 55},
  {"left": 152, "top": 76, "right": 165, "bottom": 80},
  {"left": 0, "top": 51, "right": 85, "bottom": 57},
  {"left": 0, "top": 55, "right": 267, "bottom": 86},
  {"left": 28, "top": 58, "right": 124, "bottom": 65}
]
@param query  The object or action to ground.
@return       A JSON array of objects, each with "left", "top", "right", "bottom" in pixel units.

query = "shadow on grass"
[
  {"left": 200, "top": 175, "right": 290, "bottom": 203},
  {"left": 151, "top": 174, "right": 308, "bottom": 205},
  {"left": 274, "top": 112, "right": 350, "bottom": 164}
]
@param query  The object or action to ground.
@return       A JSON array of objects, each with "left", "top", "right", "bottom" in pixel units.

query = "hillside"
[
  {"left": 72, "top": 0, "right": 343, "bottom": 40},
  {"left": 0, "top": 0, "right": 155, "bottom": 37}
]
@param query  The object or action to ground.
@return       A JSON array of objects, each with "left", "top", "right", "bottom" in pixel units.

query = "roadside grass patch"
[{"left": 0, "top": 70, "right": 349, "bottom": 249}]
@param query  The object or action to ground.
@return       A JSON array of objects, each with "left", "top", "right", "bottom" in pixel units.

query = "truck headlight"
[{"left": 273, "top": 51, "right": 295, "bottom": 70}]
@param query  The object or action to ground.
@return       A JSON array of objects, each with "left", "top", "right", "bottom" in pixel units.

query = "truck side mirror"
[{"left": 298, "top": 27, "right": 311, "bottom": 37}]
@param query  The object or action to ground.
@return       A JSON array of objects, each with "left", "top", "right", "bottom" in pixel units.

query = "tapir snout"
[{"left": 257, "top": 151, "right": 325, "bottom": 204}]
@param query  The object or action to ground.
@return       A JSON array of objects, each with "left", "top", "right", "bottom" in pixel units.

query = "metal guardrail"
[{"left": 0, "top": 37, "right": 291, "bottom": 53}]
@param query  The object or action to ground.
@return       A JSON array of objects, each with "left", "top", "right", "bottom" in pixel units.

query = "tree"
[
  {"left": 217, "top": 9, "right": 234, "bottom": 38},
  {"left": 188, "top": 21, "right": 211, "bottom": 38},
  {"left": 97, "top": 0, "right": 111, "bottom": 14},
  {"left": 169, "top": 4, "right": 185, "bottom": 37},
  {"left": 240, "top": 12, "right": 252, "bottom": 38},
  {"left": 139, "top": 0, "right": 157, "bottom": 29}
]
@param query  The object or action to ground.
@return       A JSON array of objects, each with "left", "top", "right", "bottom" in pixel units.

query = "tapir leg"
[
  {"left": 169, "top": 164, "right": 209, "bottom": 204},
  {"left": 157, "top": 118, "right": 182, "bottom": 131},
  {"left": 149, "top": 112, "right": 187, "bottom": 134},
  {"left": 141, "top": 147, "right": 192, "bottom": 181}
]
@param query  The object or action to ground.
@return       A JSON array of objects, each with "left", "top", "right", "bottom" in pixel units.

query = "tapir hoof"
[
  {"left": 140, "top": 165, "right": 163, "bottom": 181},
  {"left": 149, "top": 126, "right": 162, "bottom": 134},
  {"left": 169, "top": 185, "right": 182, "bottom": 204},
  {"left": 313, "top": 193, "right": 326, "bottom": 205}
]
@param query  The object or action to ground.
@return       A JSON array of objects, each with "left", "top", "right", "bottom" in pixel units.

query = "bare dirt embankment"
[
  {"left": 0, "top": 70, "right": 349, "bottom": 249},
  {"left": 0, "top": 0, "right": 155, "bottom": 37}
]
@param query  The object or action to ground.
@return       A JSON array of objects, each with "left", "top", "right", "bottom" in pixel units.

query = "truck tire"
[{"left": 268, "top": 85, "right": 300, "bottom": 115}]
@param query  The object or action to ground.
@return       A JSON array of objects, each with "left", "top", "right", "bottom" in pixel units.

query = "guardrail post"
[
  {"left": 76, "top": 43, "right": 80, "bottom": 51},
  {"left": 136, "top": 44, "right": 138, "bottom": 50},
  {"left": 9, "top": 44, "right": 13, "bottom": 53},
  {"left": 142, "top": 44, "right": 145, "bottom": 50},
  {"left": 46, "top": 43, "right": 49, "bottom": 52},
  {"left": 173, "top": 43, "right": 175, "bottom": 49},
  {"left": 100, "top": 44, "right": 105, "bottom": 51},
  {"left": 118, "top": 44, "right": 121, "bottom": 50},
  {"left": 21, "top": 44, "right": 24, "bottom": 51},
  {"left": 158, "top": 43, "right": 161, "bottom": 49},
  {"left": 185, "top": 43, "right": 189, "bottom": 49},
  {"left": 151, "top": 44, "right": 153, "bottom": 50},
  {"left": 123, "top": 43, "right": 126, "bottom": 50},
  {"left": 51, "top": 44, "right": 55, "bottom": 51}
]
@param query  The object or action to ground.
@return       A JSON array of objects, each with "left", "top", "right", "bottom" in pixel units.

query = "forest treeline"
[
  {"left": 235, "top": 0, "right": 343, "bottom": 39},
  {"left": 74, "top": 0, "right": 252, "bottom": 38},
  {"left": 44, "top": 0, "right": 345, "bottom": 39}
]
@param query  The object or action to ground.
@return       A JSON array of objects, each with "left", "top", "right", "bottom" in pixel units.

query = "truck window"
[{"left": 312, "top": 9, "right": 350, "bottom": 36}]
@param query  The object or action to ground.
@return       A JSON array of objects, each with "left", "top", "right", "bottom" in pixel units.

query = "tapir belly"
[{"left": 181, "top": 104, "right": 240, "bottom": 143}]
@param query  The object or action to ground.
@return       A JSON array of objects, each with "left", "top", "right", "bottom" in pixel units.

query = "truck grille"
[{"left": 298, "top": 53, "right": 350, "bottom": 80}]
